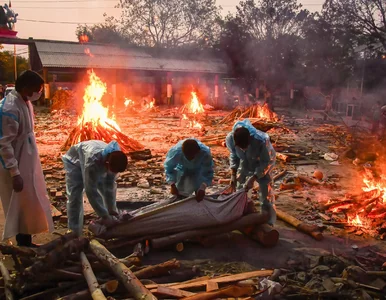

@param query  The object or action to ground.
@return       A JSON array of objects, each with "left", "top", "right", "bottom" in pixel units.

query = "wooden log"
[
  {"left": 181, "top": 285, "right": 256, "bottom": 300},
  {"left": 273, "top": 170, "right": 287, "bottom": 182},
  {"left": 80, "top": 252, "right": 107, "bottom": 300},
  {"left": 206, "top": 281, "right": 219, "bottom": 292},
  {"left": 0, "top": 243, "right": 37, "bottom": 257},
  {"left": 58, "top": 280, "right": 120, "bottom": 300},
  {"left": 134, "top": 259, "right": 180, "bottom": 279},
  {"left": 297, "top": 175, "right": 322, "bottom": 186},
  {"left": 146, "top": 270, "right": 274, "bottom": 290},
  {"left": 23, "top": 238, "right": 89, "bottom": 277},
  {"left": 89, "top": 239, "right": 156, "bottom": 300},
  {"left": 150, "top": 213, "right": 269, "bottom": 249},
  {"left": 0, "top": 261, "right": 15, "bottom": 300},
  {"left": 276, "top": 153, "right": 291, "bottom": 163},
  {"left": 36, "top": 232, "right": 78, "bottom": 256},
  {"left": 243, "top": 223, "right": 279, "bottom": 247},
  {"left": 279, "top": 183, "right": 302, "bottom": 191},
  {"left": 276, "top": 209, "right": 323, "bottom": 241}
]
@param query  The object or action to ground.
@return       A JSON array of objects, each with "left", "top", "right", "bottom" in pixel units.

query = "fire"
[
  {"left": 124, "top": 98, "right": 134, "bottom": 107},
  {"left": 188, "top": 92, "right": 205, "bottom": 114},
  {"left": 182, "top": 114, "right": 202, "bottom": 129},
  {"left": 78, "top": 70, "right": 120, "bottom": 131},
  {"left": 362, "top": 168, "right": 386, "bottom": 203},
  {"left": 348, "top": 214, "right": 363, "bottom": 227}
]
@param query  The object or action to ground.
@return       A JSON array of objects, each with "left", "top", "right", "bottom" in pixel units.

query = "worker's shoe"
[{"left": 261, "top": 202, "right": 277, "bottom": 226}]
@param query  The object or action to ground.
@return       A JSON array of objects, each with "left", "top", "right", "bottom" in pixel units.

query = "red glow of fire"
[
  {"left": 362, "top": 168, "right": 386, "bottom": 204},
  {"left": 77, "top": 70, "right": 120, "bottom": 132},
  {"left": 79, "top": 34, "right": 89, "bottom": 43},
  {"left": 84, "top": 48, "right": 94, "bottom": 57}
]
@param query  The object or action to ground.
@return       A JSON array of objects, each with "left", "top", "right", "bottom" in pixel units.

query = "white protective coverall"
[
  {"left": 62, "top": 140, "right": 120, "bottom": 235},
  {"left": 0, "top": 91, "right": 54, "bottom": 240}
]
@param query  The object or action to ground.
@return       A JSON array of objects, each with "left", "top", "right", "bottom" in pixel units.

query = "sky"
[{"left": 2, "top": 0, "right": 323, "bottom": 54}]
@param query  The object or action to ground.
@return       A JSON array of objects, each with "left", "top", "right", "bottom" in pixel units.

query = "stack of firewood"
[
  {"left": 219, "top": 104, "right": 278, "bottom": 125},
  {"left": 61, "top": 122, "right": 145, "bottom": 153},
  {"left": 0, "top": 233, "right": 273, "bottom": 300}
]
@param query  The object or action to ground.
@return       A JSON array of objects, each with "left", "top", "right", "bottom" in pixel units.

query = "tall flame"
[
  {"left": 78, "top": 70, "right": 120, "bottom": 131},
  {"left": 188, "top": 92, "right": 205, "bottom": 114}
]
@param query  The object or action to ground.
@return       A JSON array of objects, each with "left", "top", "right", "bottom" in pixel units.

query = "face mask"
[{"left": 27, "top": 92, "right": 42, "bottom": 102}]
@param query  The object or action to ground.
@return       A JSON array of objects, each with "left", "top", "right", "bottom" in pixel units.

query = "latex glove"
[
  {"left": 12, "top": 175, "right": 23, "bottom": 192},
  {"left": 244, "top": 175, "right": 256, "bottom": 190},
  {"left": 231, "top": 174, "right": 237, "bottom": 191},
  {"left": 170, "top": 183, "right": 179, "bottom": 196},
  {"left": 196, "top": 183, "right": 206, "bottom": 202}
]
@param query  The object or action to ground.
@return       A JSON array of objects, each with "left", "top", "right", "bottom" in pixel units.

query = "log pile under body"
[
  {"left": 0, "top": 233, "right": 273, "bottom": 300},
  {"left": 61, "top": 121, "right": 144, "bottom": 153}
]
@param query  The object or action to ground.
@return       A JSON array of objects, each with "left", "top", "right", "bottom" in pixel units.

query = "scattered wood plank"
[
  {"left": 146, "top": 270, "right": 274, "bottom": 290},
  {"left": 206, "top": 281, "right": 219, "bottom": 292},
  {"left": 155, "top": 286, "right": 195, "bottom": 298}
]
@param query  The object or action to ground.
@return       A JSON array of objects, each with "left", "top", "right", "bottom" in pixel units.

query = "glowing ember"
[
  {"left": 348, "top": 214, "right": 363, "bottom": 227},
  {"left": 188, "top": 92, "right": 205, "bottom": 114},
  {"left": 362, "top": 168, "right": 386, "bottom": 203},
  {"left": 124, "top": 98, "right": 134, "bottom": 107},
  {"left": 181, "top": 114, "right": 202, "bottom": 129},
  {"left": 78, "top": 70, "right": 121, "bottom": 132}
]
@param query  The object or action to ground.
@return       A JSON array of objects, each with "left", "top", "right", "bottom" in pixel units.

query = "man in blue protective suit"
[
  {"left": 225, "top": 119, "right": 277, "bottom": 225},
  {"left": 62, "top": 140, "right": 128, "bottom": 235},
  {"left": 164, "top": 139, "right": 214, "bottom": 202}
]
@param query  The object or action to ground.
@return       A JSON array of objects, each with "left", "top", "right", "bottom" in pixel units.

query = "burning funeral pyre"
[
  {"left": 219, "top": 103, "right": 278, "bottom": 125},
  {"left": 62, "top": 70, "right": 144, "bottom": 153},
  {"left": 180, "top": 91, "right": 205, "bottom": 129},
  {"left": 322, "top": 167, "right": 386, "bottom": 238}
]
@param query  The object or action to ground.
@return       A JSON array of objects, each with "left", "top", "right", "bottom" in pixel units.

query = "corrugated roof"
[{"left": 34, "top": 41, "right": 227, "bottom": 74}]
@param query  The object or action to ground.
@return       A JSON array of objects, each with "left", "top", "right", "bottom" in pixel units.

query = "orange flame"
[
  {"left": 188, "top": 92, "right": 205, "bottom": 114},
  {"left": 78, "top": 70, "right": 120, "bottom": 131},
  {"left": 182, "top": 114, "right": 202, "bottom": 129},
  {"left": 124, "top": 98, "right": 134, "bottom": 107},
  {"left": 362, "top": 168, "right": 386, "bottom": 203},
  {"left": 348, "top": 214, "right": 363, "bottom": 227}
]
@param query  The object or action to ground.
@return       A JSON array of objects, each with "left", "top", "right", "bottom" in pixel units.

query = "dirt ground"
[{"left": 2, "top": 105, "right": 385, "bottom": 275}]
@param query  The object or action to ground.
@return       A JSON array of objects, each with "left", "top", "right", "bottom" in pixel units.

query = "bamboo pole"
[
  {"left": 80, "top": 252, "right": 106, "bottom": 300},
  {"left": 89, "top": 240, "right": 156, "bottom": 300},
  {"left": 0, "top": 261, "right": 15, "bottom": 300}
]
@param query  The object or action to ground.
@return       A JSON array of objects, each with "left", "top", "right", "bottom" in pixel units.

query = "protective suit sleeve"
[
  {"left": 164, "top": 147, "right": 181, "bottom": 184},
  {"left": 0, "top": 113, "right": 20, "bottom": 177},
  {"left": 102, "top": 173, "right": 117, "bottom": 213},
  {"left": 254, "top": 139, "right": 276, "bottom": 178},
  {"left": 84, "top": 166, "right": 108, "bottom": 217},
  {"left": 225, "top": 133, "right": 240, "bottom": 170},
  {"left": 200, "top": 151, "right": 214, "bottom": 187}
]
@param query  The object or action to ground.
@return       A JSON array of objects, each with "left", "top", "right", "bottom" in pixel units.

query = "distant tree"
[
  {"left": 0, "top": 50, "right": 29, "bottom": 83},
  {"left": 76, "top": 16, "right": 128, "bottom": 44},
  {"left": 87, "top": 0, "right": 221, "bottom": 47},
  {"left": 236, "top": 0, "right": 309, "bottom": 40},
  {"left": 229, "top": 0, "right": 309, "bottom": 89},
  {"left": 299, "top": 12, "right": 357, "bottom": 92},
  {"left": 323, "top": 0, "right": 386, "bottom": 50}
]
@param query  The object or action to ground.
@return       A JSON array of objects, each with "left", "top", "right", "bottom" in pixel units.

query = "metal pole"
[{"left": 14, "top": 44, "right": 17, "bottom": 81}]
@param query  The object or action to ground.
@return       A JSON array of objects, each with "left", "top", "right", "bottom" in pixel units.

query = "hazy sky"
[{"left": 5, "top": 0, "right": 323, "bottom": 43}]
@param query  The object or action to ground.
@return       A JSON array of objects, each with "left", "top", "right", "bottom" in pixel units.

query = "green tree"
[{"left": 0, "top": 50, "right": 29, "bottom": 83}]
